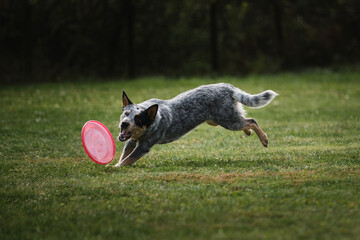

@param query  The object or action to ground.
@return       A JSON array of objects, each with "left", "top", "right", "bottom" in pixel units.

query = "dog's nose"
[{"left": 121, "top": 122, "right": 129, "bottom": 129}]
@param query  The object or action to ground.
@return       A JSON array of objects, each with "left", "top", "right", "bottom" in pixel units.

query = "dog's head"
[{"left": 118, "top": 91, "right": 158, "bottom": 142}]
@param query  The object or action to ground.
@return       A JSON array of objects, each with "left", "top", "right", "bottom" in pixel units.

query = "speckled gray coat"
[{"left": 114, "top": 83, "right": 278, "bottom": 166}]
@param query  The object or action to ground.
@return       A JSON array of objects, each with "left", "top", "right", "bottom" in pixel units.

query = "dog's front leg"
[
  {"left": 116, "top": 143, "right": 152, "bottom": 166},
  {"left": 109, "top": 140, "right": 137, "bottom": 167},
  {"left": 119, "top": 139, "right": 137, "bottom": 162}
]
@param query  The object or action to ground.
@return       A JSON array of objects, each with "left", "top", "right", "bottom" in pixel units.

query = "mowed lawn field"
[{"left": 1, "top": 70, "right": 360, "bottom": 239}]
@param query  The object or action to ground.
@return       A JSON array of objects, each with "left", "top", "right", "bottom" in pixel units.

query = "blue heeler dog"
[{"left": 114, "top": 83, "right": 278, "bottom": 167}]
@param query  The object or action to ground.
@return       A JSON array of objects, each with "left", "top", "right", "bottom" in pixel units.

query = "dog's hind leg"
[
  {"left": 243, "top": 128, "right": 252, "bottom": 136},
  {"left": 215, "top": 117, "right": 268, "bottom": 147},
  {"left": 243, "top": 118, "right": 268, "bottom": 147}
]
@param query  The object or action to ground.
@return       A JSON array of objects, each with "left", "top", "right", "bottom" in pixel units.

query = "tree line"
[{"left": 1, "top": 0, "right": 359, "bottom": 82}]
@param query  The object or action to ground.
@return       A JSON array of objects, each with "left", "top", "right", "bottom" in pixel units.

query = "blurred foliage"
[{"left": 0, "top": 0, "right": 359, "bottom": 82}]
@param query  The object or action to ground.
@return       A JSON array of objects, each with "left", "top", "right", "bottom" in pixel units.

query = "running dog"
[{"left": 114, "top": 83, "right": 278, "bottom": 167}]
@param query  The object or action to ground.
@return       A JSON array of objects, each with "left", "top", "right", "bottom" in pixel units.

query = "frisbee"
[{"left": 81, "top": 120, "right": 116, "bottom": 164}]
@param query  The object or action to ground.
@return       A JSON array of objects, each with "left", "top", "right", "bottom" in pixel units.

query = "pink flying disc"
[{"left": 81, "top": 120, "right": 116, "bottom": 164}]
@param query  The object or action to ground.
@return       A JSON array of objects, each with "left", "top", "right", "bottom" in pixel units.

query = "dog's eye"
[
  {"left": 124, "top": 111, "right": 130, "bottom": 116},
  {"left": 134, "top": 116, "right": 142, "bottom": 126}
]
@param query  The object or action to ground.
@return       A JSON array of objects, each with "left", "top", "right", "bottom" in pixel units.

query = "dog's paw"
[
  {"left": 261, "top": 135, "right": 268, "bottom": 147},
  {"left": 105, "top": 163, "right": 121, "bottom": 168}
]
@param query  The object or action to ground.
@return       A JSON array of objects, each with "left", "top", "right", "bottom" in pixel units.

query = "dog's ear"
[
  {"left": 146, "top": 104, "right": 158, "bottom": 120},
  {"left": 122, "top": 91, "right": 133, "bottom": 107}
]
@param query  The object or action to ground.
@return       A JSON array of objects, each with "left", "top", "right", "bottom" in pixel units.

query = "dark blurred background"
[{"left": 1, "top": 0, "right": 359, "bottom": 83}]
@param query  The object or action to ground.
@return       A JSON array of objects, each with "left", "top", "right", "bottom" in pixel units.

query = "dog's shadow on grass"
[
  {"left": 103, "top": 156, "right": 273, "bottom": 171},
  {"left": 102, "top": 164, "right": 145, "bottom": 173},
  {"left": 165, "top": 158, "right": 271, "bottom": 168}
]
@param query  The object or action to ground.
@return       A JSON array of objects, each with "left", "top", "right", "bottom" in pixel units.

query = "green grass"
[{"left": 1, "top": 69, "right": 360, "bottom": 239}]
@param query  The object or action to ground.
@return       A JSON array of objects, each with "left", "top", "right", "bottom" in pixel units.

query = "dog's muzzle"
[
  {"left": 119, "top": 129, "right": 131, "bottom": 142},
  {"left": 119, "top": 122, "right": 132, "bottom": 141}
]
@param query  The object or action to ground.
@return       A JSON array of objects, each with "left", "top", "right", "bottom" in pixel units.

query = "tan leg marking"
[
  {"left": 112, "top": 141, "right": 137, "bottom": 167},
  {"left": 243, "top": 118, "right": 268, "bottom": 147},
  {"left": 120, "top": 145, "right": 136, "bottom": 161},
  {"left": 243, "top": 129, "right": 252, "bottom": 136}
]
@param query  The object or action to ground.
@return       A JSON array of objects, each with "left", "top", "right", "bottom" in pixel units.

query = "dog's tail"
[{"left": 232, "top": 87, "right": 278, "bottom": 108}]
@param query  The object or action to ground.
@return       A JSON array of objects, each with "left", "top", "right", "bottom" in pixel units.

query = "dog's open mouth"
[{"left": 119, "top": 129, "right": 132, "bottom": 142}]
